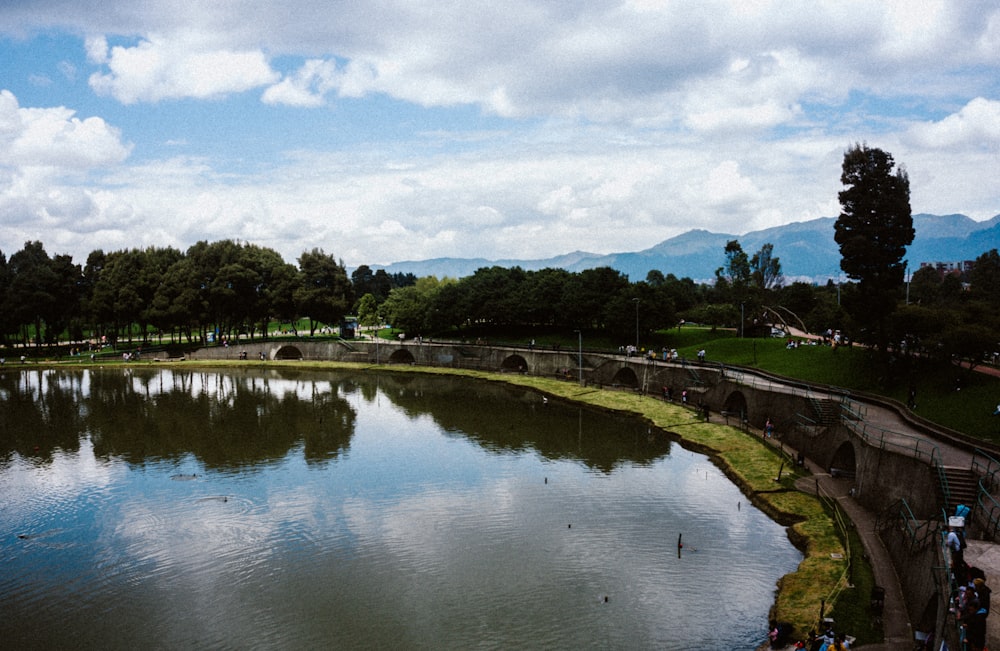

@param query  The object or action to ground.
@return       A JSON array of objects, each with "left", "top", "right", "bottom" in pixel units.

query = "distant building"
[{"left": 918, "top": 260, "right": 975, "bottom": 278}]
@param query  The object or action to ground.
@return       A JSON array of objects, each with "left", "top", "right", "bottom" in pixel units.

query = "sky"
[{"left": 1, "top": 1, "right": 999, "bottom": 269}]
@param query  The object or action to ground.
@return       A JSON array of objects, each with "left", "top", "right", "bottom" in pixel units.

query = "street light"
[
  {"left": 904, "top": 261, "right": 910, "bottom": 305},
  {"left": 574, "top": 329, "right": 583, "bottom": 385},
  {"left": 632, "top": 298, "right": 640, "bottom": 352}
]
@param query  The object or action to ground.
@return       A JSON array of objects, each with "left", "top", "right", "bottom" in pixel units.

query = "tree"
[
  {"left": 751, "top": 243, "right": 783, "bottom": 290},
  {"left": 5, "top": 242, "right": 60, "bottom": 347},
  {"left": 522, "top": 268, "right": 572, "bottom": 326},
  {"left": 295, "top": 249, "right": 353, "bottom": 336},
  {"left": 382, "top": 276, "right": 449, "bottom": 333},
  {"left": 461, "top": 266, "right": 526, "bottom": 326},
  {"left": 351, "top": 265, "right": 396, "bottom": 304},
  {"left": 356, "top": 293, "right": 379, "bottom": 328},
  {"left": 0, "top": 249, "right": 9, "bottom": 344},
  {"left": 252, "top": 248, "right": 299, "bottom": 337},
  {"left": 151, "top": 255, "right": 206, "bottom": 343},
  {"left": 835, "top": 144, "right": 913, "bottom": 355},
  {"left": 715, "top": 240, "right": 751, "bottom": 290},
  {"left": 559, "top": 267, "right": 630, "bottom": 330},
  {"left": 46, "top": 253, "right": 84, "bottom": 344},
  {"left": 715, "top": 240, "right": 782, "bottom": 335},
  {"left": 968, "top": 249, "right": 1000, "bottom": 307},
  {"left": 907, "top": 266, "right": 942, "bottom": 305}
]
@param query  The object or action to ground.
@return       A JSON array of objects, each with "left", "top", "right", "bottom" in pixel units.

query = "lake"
[{"left": 0, "top": 366, "right": 801, "bottom": 649}]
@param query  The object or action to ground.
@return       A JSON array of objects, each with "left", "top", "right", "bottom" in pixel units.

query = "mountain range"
[{"left": 371, "top": 213, "right": 1000, "bottom": 284}]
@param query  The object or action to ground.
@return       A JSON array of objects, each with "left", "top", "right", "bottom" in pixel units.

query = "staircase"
[
  {"left": 809, "top": 398, "right": 841, "bottom": 425},
  {"left": 939, "top": 466, "right": 980, "bottom": 514},
  {"left": 686, "top": 367, "right": 705, "bottom": 387}
]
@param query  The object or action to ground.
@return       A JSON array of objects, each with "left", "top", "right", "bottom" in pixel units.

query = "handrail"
[
  {"left": 937, "top": 462, "right": 952, "bottom": 514},
  {"left": 976, "top": 485, "right": 1000, "bottom": 541},
  {"left": 971, "top": 447, "right": 1000, "bottom": 494},
  {"left": 876, "top": 497, "right": 939, "bottom": 552},
  {"left": 795, "top": 412, "right": 818, "bottom": 427},
  {"left": 841, "top": 414, "right": 942, "bottom": 467},
  {"left": 814, "top": 476, "right": 855, "bottom": 619},
  {"left": 720, "top": 363, "right": 853, "bottom": 406},
  {"left": 203, "top": 339, "right": 1000, "bottom": 464}
]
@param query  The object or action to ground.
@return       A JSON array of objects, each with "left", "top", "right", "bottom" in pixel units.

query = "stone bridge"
[{"left": 191, "top": 338, "right": 988, "bottom": 519}]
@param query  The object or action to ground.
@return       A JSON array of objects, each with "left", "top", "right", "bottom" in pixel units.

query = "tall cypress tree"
[{"left": 835, "top": 143, "right": 913, "bottom": 356}]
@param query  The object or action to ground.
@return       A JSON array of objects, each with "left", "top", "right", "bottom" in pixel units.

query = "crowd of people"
[
  {"left": 947, "top": 508, "right": 992, "bottom": 651},
  {"left": 768, "top": 620, "right": 853, "bottom": 650}
]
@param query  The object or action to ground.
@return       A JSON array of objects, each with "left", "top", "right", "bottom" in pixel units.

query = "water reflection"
[
  {"left": 372, "top": 372, "right": 672, "bottom": 472},
  {"left": 0, "top": 367, "right": 801, "bottom": 650},
  {"left": 0, "top": 367, "right": 356, "bottom": 468},
  {"left": 0, "top": 368, "right": 669, "bottom": 474}
]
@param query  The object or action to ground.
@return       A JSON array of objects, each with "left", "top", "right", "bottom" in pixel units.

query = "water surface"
[{"left": 0, "top": 367, "right": 801, "bottom": 649}]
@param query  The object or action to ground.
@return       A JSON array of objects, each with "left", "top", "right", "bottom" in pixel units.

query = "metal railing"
[
  {"left": 876, "top": 497, "right": 939, "bottom": 553},
  {"left": 841, "top": 414, "right": 943, "bottom": 467},
  {"left": 970, "top": 448, "right": 1000, "bottom": 541}
]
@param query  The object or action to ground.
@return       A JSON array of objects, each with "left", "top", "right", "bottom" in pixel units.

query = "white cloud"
[
  {"left": 85, "top": 35, "right": 109, "bottom": 65},
  {"left": 8, "top": 108, "right": 131, "bottom": 169},
  {"left": 700, "top": 161, "right": 762, "bottom": 209},
  {"left": 0, "top": 90, "right": 132, "bottom": 248},
  {"left": 0, "top": 90, "right": 131, "bottom": 255},
  {"left": 262, "top": 59, "right": 339, "bottom": 107},
  {"left": 906, "top": 98, "right": 1000, "bottom": 150},
  {"left": 88, "top": 32, "right": 279, "bottom": 104},
  {"left": 0, "top": 2, "right": 998, "bottom": 265}
]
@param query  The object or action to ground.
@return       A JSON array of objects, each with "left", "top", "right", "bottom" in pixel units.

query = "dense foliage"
[
  {"left": 835, "top": 144, "right": 914, "bottom": 355},
  {"left": 0, "top": 234, "right": 997, "bottom": 377},
  {"left": 0, "top": 240, "right": 355, "bottom": 348}
]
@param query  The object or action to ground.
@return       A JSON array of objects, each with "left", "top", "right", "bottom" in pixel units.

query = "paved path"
[
  {"left": 791, "top": 456, "right": 913, "bottom": 650},
  {"left": 717, "top": 383, "right": 996, "bottom": 650}
]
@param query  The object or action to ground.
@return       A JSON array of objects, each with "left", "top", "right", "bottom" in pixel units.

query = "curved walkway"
[{"left": 716, "top": 373, "right": 994, "bottom": 650}]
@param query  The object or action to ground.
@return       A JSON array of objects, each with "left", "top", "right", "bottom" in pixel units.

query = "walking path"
[
  {"left": 790, "top": 448, "right": 913, "bottom": 650},
  {"left": 714, "top": 372, "right": 999, "bottom": 650}
]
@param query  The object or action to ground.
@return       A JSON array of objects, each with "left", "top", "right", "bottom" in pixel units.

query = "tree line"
[
  {"left": 1, "top": 233, "right": 997, "bottom": 366},
  {"left": 1, "top": 145, "right": 997, "bottom": 368},
  {"left": 0, "top": 239, "right": 410, "bottom": 349}
]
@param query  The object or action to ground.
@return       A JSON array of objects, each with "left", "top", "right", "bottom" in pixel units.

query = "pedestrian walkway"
[
  {"left": 791, "top": 457, "right": 913, "bottom": 650},
  {"left": 730, "top": 389, "right": 999, "bottom": 650}
]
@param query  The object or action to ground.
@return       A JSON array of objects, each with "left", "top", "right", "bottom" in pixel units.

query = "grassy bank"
[{"left": 136, "top": 358, "right": 865, "bottom": 641}]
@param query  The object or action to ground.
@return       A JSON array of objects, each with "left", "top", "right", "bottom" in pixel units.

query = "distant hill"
[{"left": 370, "top": 213, "right": 1000, "bottom": 283}]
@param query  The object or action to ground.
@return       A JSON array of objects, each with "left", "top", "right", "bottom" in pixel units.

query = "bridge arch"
[
  {"left": 388, "top": 349, "right": 416, "bottom": 364},
  {"left": 611, "top": 367, "right": 639, "bottom": 388},
  {"left": 274, "top": 345, "right": 303, "bottom": 360},
  {"left": 723, "top": 390, "right": 749, "bottom": 420},
  {"left": 830, "top": 440, "right": 857, "bottom": 478},
  {"left": 501, "top": 354, "right": 528, "bottom": 373}
]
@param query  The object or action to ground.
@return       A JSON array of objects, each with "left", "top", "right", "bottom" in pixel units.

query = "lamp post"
[
  {"left": 904, "top": 261, "right": 910, "bottom": 305},
  {"left": 574, "top": 329, "right": 583, "bottom": 385},
  {"left": 632, "top": 298, "right": 640, "bottom": 352}
]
